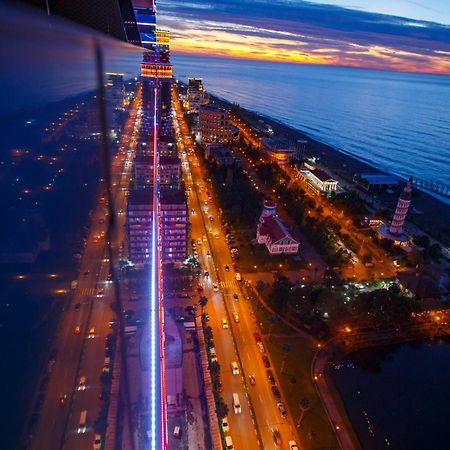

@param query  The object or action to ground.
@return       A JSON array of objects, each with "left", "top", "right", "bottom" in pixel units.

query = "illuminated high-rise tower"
[
  {"left": 141, "top": 48, "right": 172, "bottom": 136},
  {"left": 133, "top": 0, "right": 157, "bottom": 48}
]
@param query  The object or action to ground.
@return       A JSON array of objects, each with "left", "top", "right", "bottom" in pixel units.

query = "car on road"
[
  {"left": 271, "top": 386, "right": 281, "bottom": 399},
  {"left": 231, "top": 361, "right": 239, "bottom": 375},
  {"left": 253, "top": 332, "right": 261, "bottom": 342},
  {"left": 88, "top": 327, "right": 95, "bottom": 339},
  {"left": 59, "top": 394, "right": 67, "bottom": 406},
  {"left": 225, "top": 436, "right": 234, "bottom": 449},
  {"left": 193, "top": 251, "right": 198, "bottom": 258},
  {"left": 197, "top": 238, "right": 202, "bottom": 245},
  {"left": 232, "top": 293, "right": 239, "bottom": 301},
  {"left": 213, "top": 284, "right": 219, "bottom": 292},
  {"left": 210, "top": 347, "right": 217, "bottom": 363},
  {"left": 93, "top": 434, "right": 103, "bottom": 449},
  {"left": 288, "top": 440, "right": 299, "bottom": 450},
  {"left": 266, "top": 370, "right": 276, "bottom": 385},
  {"left": 257, "top": 341, "right": 265, "bottom": 353},
  {"left": 203, "top": 235, "right": 207, "bottom": 242},
  {"left": 262, "top": 355, "right": 270, "bottom": 368},
  {"left": 103, "top": 357, "right": 111, "bottom": 373},
  {"left": 185, "top": 306, "right": 196, "bottom": 315},
  {"left": 97, "top": 290, "right": 103, "bottom": 297},
  {"left": 232, "top": 312, "right": 240, "bottom": 323},
  {"left": 224, "top": 264, "right": 230, "bottom": 271},
  {"left": 204, "top": 271, "right": 209, "bottom": 277},
  {"left": 84, "top": 270, "right": 90, "bottom": 277},
  {"left": 248, "top": 374, "right": 256, "bottom": 385},
  {"left": 222, "top": 318, "right": 229, "bottom": 329},
  {"left": 277, "top": 402, "right": 287, "bottom": 418},
  {"left": 74, "top": 303, "right": 81, "bottom": 311},
  {"left": 74, "top": 325, "right": 81, "bottom": 335},
  {"left": 272, "top": 428, "right": 282, "bottom": 447},
  {"left": 221, "top": 417, "right": 229, "bottom": 433},
  {"left": 206, "top": 251, "right": 211, "bottom": 258},
  {"left": 77, "top": 376, "right": 87, "bottom": 391}
]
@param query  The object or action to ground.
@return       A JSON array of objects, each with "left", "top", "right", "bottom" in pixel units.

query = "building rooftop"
[
  {"left": 160, "top": 189, "right": 186, "bottom": 205},
  {"left": 261, "top": 137, "right": 296, "bottom": 152},
  {"left": 129, "top": 188, "right": 186, "bottom": 206},
  {"left": 359, "top": 173, "right": 398, "bottom": 186},
  {"left": 128, "top": 189, "right": 152, "bottom": 206},
  {"left": 260, "top": 215, "right": 296, "bottom": 244},
  {"left": 309, "top": 168, "right": 336, "bottom": 183},
  {"left": 134, "top": 155, "right": 180, "bottom": 165}
]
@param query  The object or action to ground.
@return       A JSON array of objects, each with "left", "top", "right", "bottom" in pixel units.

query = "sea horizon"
[{"left": 172, "top": 53, "right": 450, "bottom": 205}]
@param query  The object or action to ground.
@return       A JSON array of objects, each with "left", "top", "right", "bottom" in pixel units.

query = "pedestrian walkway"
[
  {"left": 77, "top": 287, "right": 96, "bottom": 296},
  {"left": 219, "top": 280, "right": 237, "bottom": 289}
]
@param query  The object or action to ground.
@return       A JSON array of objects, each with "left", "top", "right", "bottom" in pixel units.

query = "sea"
[
  {"left": 172, "top": 54, "right": 450, "bottom": 203},
  {"left": 332, "top": 339, "right": 450, "bottom": 450}
]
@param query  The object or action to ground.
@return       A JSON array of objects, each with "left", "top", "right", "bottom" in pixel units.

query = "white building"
[
  {"left": 256, "top": 202, "right": 299, "bottom": 255},
  {"left": 299, "top": 168, "right": 338, "bottom": 194}
]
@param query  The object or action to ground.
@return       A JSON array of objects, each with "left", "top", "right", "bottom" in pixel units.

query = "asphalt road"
[
  {"left": 28, "top": 93, "right": 141, "bottom": 450},
  {"left": 173, "top": 94, "right": 301, "bottom": 450}
]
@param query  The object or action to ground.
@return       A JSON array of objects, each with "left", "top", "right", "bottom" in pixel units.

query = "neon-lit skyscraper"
[
  {"left": 133, "top": 0, "right": 157, "bottom": 48},
  {"left": 131, "top": 1, "right": 171, "bottom": 448}
]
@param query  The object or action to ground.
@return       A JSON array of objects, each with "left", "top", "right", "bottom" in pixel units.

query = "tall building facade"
[
  {"left": 133, "top": 155, "right": 180, "bottom": 190},
  {"left": 127, "top": 189, "right": 187, "bottom": 265},
  {"left": 198, "top": 105, "right": 237, "bottom": 144},
  {"left": 187, "top": 77, "right": 206, "bottom": 112}
]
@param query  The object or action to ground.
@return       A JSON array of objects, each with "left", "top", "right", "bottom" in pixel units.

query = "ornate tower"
[
  {"left": 389, "top": 178, "right": 412, "bottom": 235},
  {"left": 259, "top": 200, "right": 276, "bottom": 222}
]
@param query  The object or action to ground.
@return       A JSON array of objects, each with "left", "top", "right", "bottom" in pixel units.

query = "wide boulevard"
[{"left": 173, "top": 90, "right": 301, "bottom": 450}]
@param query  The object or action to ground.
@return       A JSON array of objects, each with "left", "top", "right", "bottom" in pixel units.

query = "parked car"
[
  {"left": 271, "top": 386, "right": 281, "bottom": 399},
  {"left": 266, "top": 370, "right": 275, "bottom": 385},
  {"left": 277, "top": 402, "right": 287, "bottom": 418},
  {"left": 272, "top": 428, "right": 282, "bottom": 447},
  {"left": 262, "top": 355, "right": 270, "bottom": 368},
  {"left": 221, "top": 417, "right": 229, "bottom": 433}
]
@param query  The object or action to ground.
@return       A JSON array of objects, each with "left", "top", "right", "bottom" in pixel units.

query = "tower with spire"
[
  {"left": 389, "top": 177, "right": 412, "bottom": 235},
  {"left": 377, "top": 178, "right": 413, "bottom": 247}
]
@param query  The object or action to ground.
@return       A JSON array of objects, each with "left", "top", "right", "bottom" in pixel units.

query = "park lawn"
[
  {"left": 251, "top": 296, "right": 297, "bottom": 337},
  {"left": 266, "top": 336, "right": 339, "bottom": 450}
]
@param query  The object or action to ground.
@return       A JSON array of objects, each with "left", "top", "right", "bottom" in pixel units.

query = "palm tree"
[
  {"left": 280, "top": 342, "right": 291, "bottom": 374},
  {"left": 267, "top": 313, "right": 278, "bottom": 341},
  {"left": 199, "top": 296, "right": 208, "bottom": 314},
  {"left": 297, "top": 396, "right": 311, "bottom": 428}
]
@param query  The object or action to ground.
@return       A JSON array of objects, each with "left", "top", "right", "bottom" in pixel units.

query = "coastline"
[{"left": 208, "top": 93, "right": 450, "bottom": 246}]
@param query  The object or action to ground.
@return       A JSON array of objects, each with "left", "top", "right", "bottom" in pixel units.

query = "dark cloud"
[{"left": 158, "top": 0, "right": 450, "bottom": 71}]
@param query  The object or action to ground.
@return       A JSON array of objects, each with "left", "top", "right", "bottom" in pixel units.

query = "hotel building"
[
  {"left": 127, "top": 189, "right": 188, "bottom": 265},
  {"left": 198, "top": 105, "right": 237, "bottom": 144}
]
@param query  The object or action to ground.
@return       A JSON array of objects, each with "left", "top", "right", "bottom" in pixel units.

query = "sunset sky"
[{"left": 157, "top": 0, "right": 450, "bottom": 74}]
